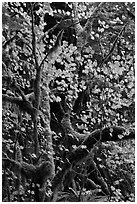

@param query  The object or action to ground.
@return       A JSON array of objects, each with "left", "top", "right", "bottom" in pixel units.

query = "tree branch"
[
  {"left": 30, "top": 3, "right": 41, "bottom": 112},
  {"left": 3, "top": 156, "right": 53, "bottom": 184},
  {"left": 99, "top": 21, "right": 128, "bottom": 67},
  {"left": 51, "top": 125, "right": 134, "bottom": 200},
  {"left": 39, "top": 29, "right": 64, "bottom": 69},
  {"left": 73, "top": 2, "right": 104, "bottom": 52},
  {"left": 2, "top": 94, "right": 35, "bottom": 118},
  {"left": 30, "top": 3, "right": 39, "bottom": 70},
  {"left": 29, "top": 3, "right": 42, "bottom": 156},
  {"left": 61, "top": 114, "right": 135, "bottom": 144},
  {"left": 3, "top": 34, "right": 18, "bottom": 49},
  {"left": 2, "top": 94, "right": 22, "bottom": 104}
]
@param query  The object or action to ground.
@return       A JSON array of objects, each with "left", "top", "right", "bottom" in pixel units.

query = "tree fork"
[{"left": 51, "top": 121, "right": 134, "bottom": 201}]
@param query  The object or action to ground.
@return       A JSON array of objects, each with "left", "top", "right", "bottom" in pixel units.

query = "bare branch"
[
  {"left": 39, "top": 29, "right": 64, "bottom": 69},
  {"left": 3, "top": 35, "right": 18, "bottom": 49},
  {"left": 2, "top": 94, "right": 35, "bottom": 119},
  {"left": 73, "top": 2, "right": 104, "bottom": 52},
  {"left": 30, "top": 3, "right": 39, "bottom": 70},
  {"left": 99, "top": 22, "right": 128, "bottom": 67}
]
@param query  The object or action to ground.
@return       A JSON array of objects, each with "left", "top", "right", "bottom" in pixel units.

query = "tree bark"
[{"left": 51, "top": 116, "right": 134, "bottom": 201}]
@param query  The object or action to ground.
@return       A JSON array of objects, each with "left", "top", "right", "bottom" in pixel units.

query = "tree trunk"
[{"left": 35, "top": 83, "right": 55, "bottom": 201}]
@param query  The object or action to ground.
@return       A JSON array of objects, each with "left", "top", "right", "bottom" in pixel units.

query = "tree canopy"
[{"left": 2, "top": 2, "right": 135, "bottom": 202}]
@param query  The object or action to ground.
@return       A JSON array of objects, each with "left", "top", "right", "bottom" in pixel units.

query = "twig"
[
  {"left": 39, "top": 29, "right": 64, "bottom": 69},
  {"left": 30, "top": 3, "right": 39, "bottom": 70},
  {"left": 99, "top": 22, "right": 128, "bottom": 67},
  {"left": 30, "top": 3, "right": 41, "bottom": 111},
  {"left": 3, "top": 35, "right": 17, "bottom": 49}
]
